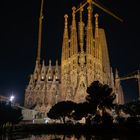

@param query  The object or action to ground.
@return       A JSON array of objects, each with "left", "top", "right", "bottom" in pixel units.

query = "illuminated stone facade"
[{"left": 24, "top": 3, "right": 124, "bottom": 115}]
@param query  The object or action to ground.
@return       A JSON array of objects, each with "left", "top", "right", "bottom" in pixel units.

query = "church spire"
[
  {"left": 94, "top": 13, "right": 101, "bottom": 59},
  {"left": 79, "top": 4, "right": 84, "bottom": 52},
  {"left": 61, "top": 14, "right": 69, "bottom": 64},
  {"left": 36, "top": 0, "right": 44, "bottom": 64},
  {"left": 70, "top": 7, "right": 78, "bottom": 56},
  {"left": 79, "top": 5, "right": 85, "bottom": 67},
  {"left": 95, "top": 13, "right": 99, "bottom": 38},
  {"left": 86, "top": 4, "right": 94, "bottom": 55}
]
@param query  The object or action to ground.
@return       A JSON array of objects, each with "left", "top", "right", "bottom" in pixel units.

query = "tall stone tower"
[
  {"left": 24, "top": 1, "right": 124, "bottom": 115},
  {"left": 61, "top": 3, "right": 116, "bottom": 103}
]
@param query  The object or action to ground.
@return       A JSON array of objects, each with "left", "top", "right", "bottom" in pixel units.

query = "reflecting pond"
[{"left": 1, "top": 134, "right": 140, "bottom": 140}]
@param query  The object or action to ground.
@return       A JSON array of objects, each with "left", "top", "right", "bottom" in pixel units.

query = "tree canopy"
[
  {"left": 47, "top": 101, "right": 76, "bottom": 123},
  {"left": 86, "top": 81, "right": 116, "bottom": 111},
  {"left": 48, "top": 81, "right": 116, "bottom": 125}
]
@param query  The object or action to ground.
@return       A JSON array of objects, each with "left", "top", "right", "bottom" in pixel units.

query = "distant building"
[{"left": 24, "top": 1, "right": 124, "bottom": 115}]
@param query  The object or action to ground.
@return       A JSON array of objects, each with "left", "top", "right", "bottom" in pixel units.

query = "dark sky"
[{"left": 0, "top": 0, "right": 139, "bottom": 104}]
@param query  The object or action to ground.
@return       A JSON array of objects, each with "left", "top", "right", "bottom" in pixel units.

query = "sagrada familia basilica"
[{"left": 24, "top": 0, "right": 124, "bottom": 115}]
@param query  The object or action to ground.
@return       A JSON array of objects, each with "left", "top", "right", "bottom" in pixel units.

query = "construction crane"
[
  {"left": 75, "top": 0, "right": 123, "bottom": 22},
  {"left": 116, "top": 70, "right": 140, "bottom": 100},
  {"left": 37, "top": 0, "right": 44, "bottom": 65}
]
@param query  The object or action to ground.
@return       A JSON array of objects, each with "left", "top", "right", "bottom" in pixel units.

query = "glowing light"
[
  {"left": 9, "top": 95, "right": 15, "bottom": 102},
  {"left": 44, "top": 117, "right": 50, "bottom": 124}
]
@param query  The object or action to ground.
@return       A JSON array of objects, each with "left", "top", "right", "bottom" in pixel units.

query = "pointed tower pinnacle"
[
  {"left": 55, "top": 60, "right": 59, "bottom": 80},
  {"left": 79, "top": 4, "right": 85, "bottom": 67},
  {"left": 36, "top": 0, "right": 44, "bottom": 64},
  {"left": 41, "top": 60, "right": 46, "bottom": 80},
  {"left": 95, "top": 13, "right": 99, "bottom": 38},
  {"left": 61, "top": 14, "right": 69, "bottom": 64},
  {"left": 94, "top": 13, "right": 101, "bottom": 59},
  {"left": 47, "top": 60, "right": 53, "bottom": 80},
  {"left": 70, "top": 6, "right": 78, "bottom": 56},
  {"left": 79, "top": 4, "right": 84, "bottom": 52},
  {"left": 86, "top": 4, "right": 94, "bottom": 55}
]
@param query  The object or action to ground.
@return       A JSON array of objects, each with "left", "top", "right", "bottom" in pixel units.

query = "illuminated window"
[{"left": 48, "top": 76, "right": 52, "bottom": 81}]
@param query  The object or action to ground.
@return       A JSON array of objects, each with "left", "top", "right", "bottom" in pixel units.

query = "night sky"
[{"left": 0, "top": 0, "right": 139, "bottom": 104}]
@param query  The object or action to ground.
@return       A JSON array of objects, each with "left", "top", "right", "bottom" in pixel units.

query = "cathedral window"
[
  {"left": 41, "top": 76, "right": 45, "bottom": 80},
  {"left": 48, "top": 76, "right": 52, "bottom": 81}
]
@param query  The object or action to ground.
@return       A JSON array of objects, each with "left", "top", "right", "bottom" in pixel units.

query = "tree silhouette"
[
  {"left": 47, "top": 101, "right": 76, "bottom": 123},
  {"left": 123, "top": 101, "right": 140, "bottom": 117},
  {"left": 48, "top": 81, "right": 116, "bottom": 125},
  {"left": 72, "top": 102, "right": 96, "bottom": 121},
  {"left": 85, "top": 81, "right": 116, "bottom": 124},
  {"left": 86, "top": 81, "right": 115, "bottom": 113}
]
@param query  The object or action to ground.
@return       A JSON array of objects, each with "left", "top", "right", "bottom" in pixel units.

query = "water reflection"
[
  {"left": 18, "top": 135, "right": 94, "bottom": 140},
  {"left": 1, "top": 134, "right": 140, "bottom": 140},
  {"left": 7, "top": 135, "right": 124, "bottom": 140}
]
